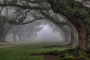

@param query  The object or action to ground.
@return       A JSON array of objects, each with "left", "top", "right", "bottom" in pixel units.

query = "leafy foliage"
[
  {"left": 48, "top": 0, "right": 89, "bottom": 20},
  {"left": 48, "top": 0, "right": 90, "bottom": 38}
]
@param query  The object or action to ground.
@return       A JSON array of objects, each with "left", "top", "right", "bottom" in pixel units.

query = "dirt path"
[{"left": 0, "top": 43, "right": 30, "bottom": 48}]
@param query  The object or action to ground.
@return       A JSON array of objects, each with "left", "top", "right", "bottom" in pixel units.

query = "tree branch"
[
  {"left": 18, "top": 10, "right": 31, "bottom": 24},
  {"left": 47, "top": 0, "right": 79, "bottom": 32},
  {"left": 21, "top": 0, "right": 47, "bottom": 3},
  {"left": 40, "top": 10, "right": 68, "bottom": 25},
  {"left": 14, "top": 17, "right": 45, "bottom": 25},
  {"left": 0, "top": 4, "right": 51, "bottom": 11}
]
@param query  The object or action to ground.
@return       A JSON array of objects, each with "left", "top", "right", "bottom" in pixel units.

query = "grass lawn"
[
  {"left": 0, "top": 43, "right": 18, "bottom": 46},
  {"left": 0, "top": 42, "right": 67, "bottom": 60},
  {"left": 0, "top": 41, "right": 31, "bottom": 46}
]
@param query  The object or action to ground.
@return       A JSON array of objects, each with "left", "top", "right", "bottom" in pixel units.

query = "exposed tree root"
[
  {"left": 45, "top": 49, "right": 90, "bottom": 60},
  {"left": 30, "top": 48, "right": 90, "bottom": 60}
]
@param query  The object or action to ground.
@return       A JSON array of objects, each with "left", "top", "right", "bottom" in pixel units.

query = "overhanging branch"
[
  {"left": 40, "top": 10, "right": 68, "bottom": 25},
  {"left": 21, "top": 0, "right": 47, "bottom": 3},
  {"left": 18, "top": 10, "right": 31, "bottom": 24},
  {"left": 0, "top": 4, "right": 51, "bottom": 11},
  {"left": 13, "top": 17, "right": 45, "bottom": 25}
]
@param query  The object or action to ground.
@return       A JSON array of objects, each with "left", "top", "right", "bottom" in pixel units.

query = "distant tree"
[
  {"left": 0, "top": 0, "right": 69, "bottom": 42},
  {"left": 0, "top": 7, "right": 12, "bottom": 42},
  {"left": 0, "top": 0, "right": 83, "bottom": 50}
]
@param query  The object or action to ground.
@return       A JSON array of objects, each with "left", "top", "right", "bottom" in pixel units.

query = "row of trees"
[
  {"left": 0, "top": 0, "right": 81, "bottom": 51},
  {"left": 0, "top": 6, "right": 43, "bottom": 42}
]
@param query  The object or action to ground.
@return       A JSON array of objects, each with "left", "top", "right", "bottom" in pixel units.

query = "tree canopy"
[
  {"left": 48, "top": 0, "right": 90, "bottom": 26},
  {"left": 47, "top": 0, "right": 90, "bottom": 50},
  {"left": 0, "top": 0, "right": 90, "bottom": 50}
]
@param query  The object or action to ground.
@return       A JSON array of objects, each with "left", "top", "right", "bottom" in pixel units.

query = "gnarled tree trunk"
[
  {"left": 76, "top": 19, "right": 87, "bottom": 50},
  {"left": 47, "top": 0, "right": 87, "bottom": 51}
]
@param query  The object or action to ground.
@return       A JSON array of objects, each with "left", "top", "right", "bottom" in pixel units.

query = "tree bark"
[
  {"left": 47, "top": 0, "right": 87, "bottom": 50},
  {"left": 0, "top": 34, "right": 6, "bottom": 42},
  {"left": 76, "top": 19, "right": 87, "bottom": 50},
  {"left": 0, "top": 24, "right": 6, "bottom": 42}
]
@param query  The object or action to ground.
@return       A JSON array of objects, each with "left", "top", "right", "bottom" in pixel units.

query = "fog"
[
  {"left": 5, "top": 20, "right": 65, "bottom": 43},
  {"left": 1, "top": 0, "right": 87, "bottom": 45},
  {"left": 35, "top": 24, "right": 65, "bottom": 42}
]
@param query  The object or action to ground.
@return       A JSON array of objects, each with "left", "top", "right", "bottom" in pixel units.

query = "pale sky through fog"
[{"left": 36, "top": 25, "right": 65, "bottom": 42}]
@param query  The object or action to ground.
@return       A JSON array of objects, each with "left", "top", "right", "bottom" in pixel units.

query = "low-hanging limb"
[
  {"left": 0, "top": 4, "right": 51, "bottom": 11},
  {"left": 18, "top": 10, "right": 31, "bottom": 24},
  {"left": 18, "top": 17, "right": 46, "bottom": 25},
  {"left": 21, "top": 0, "right": 47, "bottom": 3},
  {"left": 40, "top": 10, "right": 68, "bottom": 26}
]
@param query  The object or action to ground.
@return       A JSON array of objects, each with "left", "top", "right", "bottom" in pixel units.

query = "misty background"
[{"left": 1, "top": 0, "right": 89, "bottom": 45}]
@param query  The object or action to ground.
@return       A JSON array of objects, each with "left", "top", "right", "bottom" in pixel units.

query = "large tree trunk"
[
  {"left": 76, "top": 19, "right": 87, "bottom": 50},
  {"left": 0, "top": 7, "right": 6, "bottom": 42},
  {"left": 77, "top": 31, "right": 86, "bottom": 50},
  {"left": 0, "top": 34, "right": 6, "bottom": 42},
  {"left": 0, "top": 24, "right": 6, "bottom": 42}
]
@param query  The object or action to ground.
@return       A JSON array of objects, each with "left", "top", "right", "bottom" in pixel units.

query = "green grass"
[
  {"left": 0, "top": 41, "right": 31, "bottom": 46},
  {"left": 0, "top": 43, "right": 17, "bottom": 46},
  {"left": 0, "top": 42, "right": 67, "bottom": 60}
]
